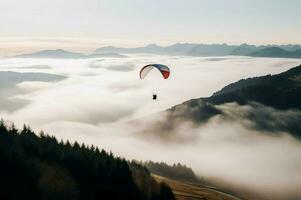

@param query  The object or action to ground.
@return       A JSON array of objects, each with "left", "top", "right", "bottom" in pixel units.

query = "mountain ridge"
[
  {"left": 248, "top": 47, "right": 301, "bottom": 58},
  {"left": 14, "top": 49, "right": 127, "bottom": 59},
  {"left": 13, "top": 44, "right": 301, "bottom": 59},
  {"left": 159, "top": 65, "right": 301, "bottom": 139},
  {"left": 95, "top": 43, "right": 301, "bottom": 58},
  {"left": 205, "top": 64, "right": 301, "bottom": 109}
]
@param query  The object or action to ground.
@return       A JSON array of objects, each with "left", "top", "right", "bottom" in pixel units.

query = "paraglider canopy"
[{"left": 139, "top": 64, "right": 170, "bottom": 79}]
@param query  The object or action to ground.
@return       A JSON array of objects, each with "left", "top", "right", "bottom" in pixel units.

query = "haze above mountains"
[{"left": 11, "top": 43, "right": 301, "bottom": 59}]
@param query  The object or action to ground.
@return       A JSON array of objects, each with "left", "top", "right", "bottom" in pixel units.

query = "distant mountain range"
[
  {"left": 14, "top": 49, "right": 127, "bottom": 59},
  {"left": 95, "top": 43, "right": 301, "bottom": 58},
  {"left": 13, "top": 44, "right": 301, "bottom": 59}
]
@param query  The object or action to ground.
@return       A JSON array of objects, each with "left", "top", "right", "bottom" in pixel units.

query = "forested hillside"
[
  {"left": 138, "top": 161, "right": 201, "bottom": 183},
  {"left": 206, "top": 64, "right": 301, "bottom": 110},
  {"left": 157, "top": 65, "right": 301, "bottom": 139},
  {"left": 0, "top": 120, "right": 175, "bottom": 200}
]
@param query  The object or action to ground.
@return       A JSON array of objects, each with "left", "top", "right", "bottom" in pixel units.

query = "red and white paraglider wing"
[{"left": 139, "top": 64, "right": 170, "bottom": 79}]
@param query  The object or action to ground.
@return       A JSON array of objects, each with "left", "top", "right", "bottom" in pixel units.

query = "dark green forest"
[
  {"left": 0, "top": 120, "right": 175, "bottom": 200},
  {"left": 138, "top": 161, "right": 201, "bottom": 183}
]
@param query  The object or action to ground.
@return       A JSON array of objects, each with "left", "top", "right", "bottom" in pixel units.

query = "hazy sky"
[{"left": 1, "top": 0, "right": 301, "bottom": 46}]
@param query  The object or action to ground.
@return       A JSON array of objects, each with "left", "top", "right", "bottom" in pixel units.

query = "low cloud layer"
[
  {"left": 90, "top": 59, "right": 135, "bottom": 71},
  {"left": 108, "top": 103, "right": 301, "bottom": 199},
  {"left": 0, "top": 71, "right": 65, "bottom": 112},
  {"left": 0, "top": 55, "right": 300, "bottom": 199},
  {"left": 218, "top": 102, "right": 301, "bottom": 138}
]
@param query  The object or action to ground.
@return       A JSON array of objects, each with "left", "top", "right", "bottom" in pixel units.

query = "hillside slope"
[
  {"left": 206, "top": 64, "right": 301, "bottom": 109},
  {"left": 162, "top": 65, "right": 301, "bottom": 139},
  {"left": 154, "top": 175, "right": 244, "bottom": 200},
  {"left": 0, "top": 121, "right": 175, "bottom": 200}
]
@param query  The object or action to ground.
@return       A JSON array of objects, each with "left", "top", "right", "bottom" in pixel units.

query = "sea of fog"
[{"left": 0, "top": 54, "right": 300, "bottom": 198}]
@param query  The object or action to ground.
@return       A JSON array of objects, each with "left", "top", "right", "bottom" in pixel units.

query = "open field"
[{"left": 154, "top": 175, "right": 244, "bottom": 200}]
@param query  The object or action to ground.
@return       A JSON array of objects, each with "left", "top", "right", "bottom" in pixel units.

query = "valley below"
[{"left": 155, "top": 175, "right": 243, "bottom": 200}]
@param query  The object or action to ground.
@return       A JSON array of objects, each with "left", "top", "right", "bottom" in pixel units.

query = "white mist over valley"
[{"left": 0, "top": 53, "right": 300, "bottom": 198}]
